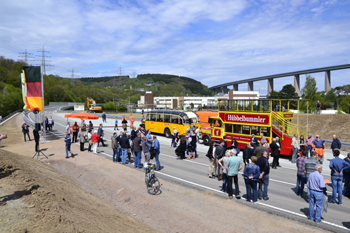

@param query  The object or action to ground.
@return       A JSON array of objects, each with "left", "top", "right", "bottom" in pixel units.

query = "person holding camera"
[{"left": 22, "top": 121, "right": 31, "bottom": 142}]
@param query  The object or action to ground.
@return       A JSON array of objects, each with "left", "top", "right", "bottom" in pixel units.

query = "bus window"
[
  {"left": 172, "top": 115, "right": 179, "bottom": 124},
  {"left": 251, "top": 126, "right": 260, "bottom": 135},
  {"left": 150, "top": 114, "right": 157, "bottom": 121},
  {"left": 164, "top": 114, "right": 171, "bottom": 123},
  {"left": 159, "top": 114, "right": 164, "bottom": 122},
  {"left": 242, "top": 125, "right": 251, "bottom": 135},
  {"left": 146, "top": 114, "right": 150, "bottom": 121},
  {"left": 261, "top": 127, "right": 271, "bottom": 137},
  {"left": 233, "top": 125, "right": 241, "bottom": 134},
  {"left": 225, "top": 124, "right": 233, "bottom": 133}
]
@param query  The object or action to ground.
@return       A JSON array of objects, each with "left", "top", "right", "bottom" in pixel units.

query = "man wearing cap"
[
  {"left": 313, "top": 135, "right": 325, "bottom": 164},
  {"left": 307, "top": 164, "right": 326, "bottom": 223},
  {"left": 226, "top": 149, "right": 242, "bottom": 199}
]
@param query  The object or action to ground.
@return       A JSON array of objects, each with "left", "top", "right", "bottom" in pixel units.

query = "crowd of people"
[
  {"left": 196, "top": 131, "right": 350, "bottom": 223},
  {"left": 63, "top": 117, "right": 163, "bottom": 171}
]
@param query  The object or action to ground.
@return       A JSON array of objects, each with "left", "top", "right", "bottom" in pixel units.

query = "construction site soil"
[
  {"left": 0, "top": 115, "right": 332, "bottom": 233},
  {"left": 291, "top": 114, "right": 350, "bottom": 143}
]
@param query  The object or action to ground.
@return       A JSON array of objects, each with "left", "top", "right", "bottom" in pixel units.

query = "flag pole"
[{"left": 41, "top": 65, "right": 50, "bottom": 143}]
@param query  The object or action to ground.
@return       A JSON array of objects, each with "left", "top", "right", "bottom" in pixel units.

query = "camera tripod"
[{"left": 33, "top": 147, "right": 48, "bottom": 160}]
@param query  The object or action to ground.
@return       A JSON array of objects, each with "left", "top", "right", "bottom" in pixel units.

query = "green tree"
[
  {"left": 190, "top": 102, "right": 194, "bottom": 109},
  {"left": 279, "top": 84, "right": 299, "bottom": 99},
  {"left": 339, "top": 95, "right": 350, "bottom": 113},
  {"left": 301, "top": 75, "right": 318, "bottom": 112}
]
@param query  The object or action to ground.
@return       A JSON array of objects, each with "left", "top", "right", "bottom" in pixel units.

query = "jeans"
[
  {"left": 292, "top": 148, "right": 299, "bottom": 163},
  {"left": 331, "top": 176, "right": 343, "bottom": 204},
  {"left": 155, "top": 151, "right": 161, "bottom": 170},
  {"left": 121, "top": 149, "right": 128, "bottom": 164},
  {"left": 245, "top": 179, "right": 258, "bottom": 202},
  {"left": 88, "top": 143, "right": 91, "bottom": 152},
  {"left": 258, "top": 174, "right": 269, "bottom": 200},
  {"left": 65, "top": 145, "right": 72, "bottom": 157},
  {"left": 222, "top": 174, "right": 228, "bottom": 193},
  {"left": 344, "top": 175, "right": 350, "bottom": 196},
  {"left": 296, "top": 174, "right": 306, "bottom": 196},
  {"left": 308, "top": 189, "right": 323, "bottom": 222},
  {"left": 134, "top": 151, "right": 142, "bottom": 168},
  {"left": 113, "top": 148, "right": 119, "bottom": 162},
  {"left": 307, "top": 145, "right": 312, "bottom": 158},
  {"left": 228, "top": 175, "right": 240, "bottom": 197}
]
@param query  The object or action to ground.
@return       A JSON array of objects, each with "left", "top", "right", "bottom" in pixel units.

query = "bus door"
[{"left": 209, "top": 117, "right": 224, "bottom": 141}]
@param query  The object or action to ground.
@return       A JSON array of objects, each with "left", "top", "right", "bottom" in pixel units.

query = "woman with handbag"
[{"left": 175, "top": 135, "right": 187, "bottom": 160}]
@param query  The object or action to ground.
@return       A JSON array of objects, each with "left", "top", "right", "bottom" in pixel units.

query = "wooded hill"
[
  {"left": 67, "top": 73, "right": 213, "bottom": 96},
  {"left": 0, "top": 56, "right": 213, "bottom": 117}
]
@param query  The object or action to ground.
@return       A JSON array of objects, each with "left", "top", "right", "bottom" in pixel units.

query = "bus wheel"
[
  {"left": 203, "top": 135, "right": 210, "bottom": 146},
  {"left": 164, "top": 128, "right": 171, "bottom": 138}
]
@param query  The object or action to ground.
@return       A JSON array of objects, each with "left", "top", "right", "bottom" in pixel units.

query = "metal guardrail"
[
  {"left": 22, "top": 111, "right": 35, "bottom": 127},
  {"left": 325, "top": 140, "right": 350, "bottom": 151},
  {"left": 0, "top": 110, "right": 20, "bottom": 125}
]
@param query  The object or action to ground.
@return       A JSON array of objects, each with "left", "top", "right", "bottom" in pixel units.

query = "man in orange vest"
[
  {"left": 71, "top": 122, "right": 80, "bottom": 143},
  {"left": 130, "top": 114, "right": 134, "bottom": 127}
]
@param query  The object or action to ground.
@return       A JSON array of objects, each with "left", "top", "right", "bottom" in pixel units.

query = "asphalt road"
[{"left": 29, "top": 107, "right": 350, "bottom": 232}]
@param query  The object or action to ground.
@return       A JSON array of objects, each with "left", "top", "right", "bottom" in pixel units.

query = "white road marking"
[{"left": 155, "top": 171, "right": 348, "bottom": 231}]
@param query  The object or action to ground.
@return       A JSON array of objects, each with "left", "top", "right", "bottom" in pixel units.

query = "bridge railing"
[{"left": 0, "top": 110, "right": 20, "bottom": 126}]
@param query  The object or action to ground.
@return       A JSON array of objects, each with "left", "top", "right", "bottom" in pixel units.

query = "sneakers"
[
  {"left": 229, "top": 196, "right": 233, "bottom": 199},
  {"left": 254, "top": 201, "right": 260, "bottom": 204},
  {"left": 236, "top": 195, "right": 241, "bottom": 199}
]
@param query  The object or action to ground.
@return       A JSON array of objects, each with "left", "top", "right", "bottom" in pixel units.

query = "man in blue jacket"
[
  {"left": 153, "top": 135, "right": 162, "bottom": 170},
  {"left": 329, "top": 149, "right": 350, "bottom": 204},
  {"left": 64, "top": 133, "right": 75, "bottom": 158},
  {"left": 331, "top": 135, "right": 341, "bottom": 152}
]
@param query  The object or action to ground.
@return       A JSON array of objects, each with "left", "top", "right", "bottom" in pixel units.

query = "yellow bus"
[{"left": 145, "top": 110, "right": 201, "bottom": 137}]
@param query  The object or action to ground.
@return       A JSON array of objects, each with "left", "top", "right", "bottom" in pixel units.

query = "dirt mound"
[
  {"left": 292, "top": 114, "right": 350, "bottom": 143},
  {"left": 0, "top": 149, "right": 156, "bottom": 233}
]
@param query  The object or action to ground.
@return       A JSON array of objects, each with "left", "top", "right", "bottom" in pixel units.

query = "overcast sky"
[{"left": 1, "top": 0, "right": 349, "bottom": 94}]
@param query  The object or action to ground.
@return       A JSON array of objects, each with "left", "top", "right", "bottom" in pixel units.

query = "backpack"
[{"left": 150, "top": 141, "right": 156, "bottom": 159}]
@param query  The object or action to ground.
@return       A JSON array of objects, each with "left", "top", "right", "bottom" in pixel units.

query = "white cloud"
[{"left": 0, "top": 0, "right": 349, "bottom": 94}]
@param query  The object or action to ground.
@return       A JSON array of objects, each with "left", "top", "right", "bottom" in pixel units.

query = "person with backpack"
[{"left": 111, "top": 132, "right": 119, "bottom": 162}]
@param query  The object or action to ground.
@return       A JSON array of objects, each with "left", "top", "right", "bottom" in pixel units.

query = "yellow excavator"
[{"left": 87, "top": 97, "right": 102, "bottom": 112}]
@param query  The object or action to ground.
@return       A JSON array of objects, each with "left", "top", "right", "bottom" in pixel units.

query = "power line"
[
  {"left": 116, "top": 66, "right": 124, "bottom": 89},
  {"left": 36, "top": 46, "right": 53, "bottom": 75},
  {"left": 18, "top": 49, "right": 35, "bottom": 64},
  {"left": 71, "top": 68, "right": 79, "bottom": 79}
]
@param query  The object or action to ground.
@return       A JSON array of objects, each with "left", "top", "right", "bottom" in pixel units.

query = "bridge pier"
[
  {"left": 222, "top": 86, "right": 228, "bottom": 94},
  {"left": 267, "top": 78, "right": 274, "bottom": 95},
  {"left": 233, "top": 84, "right": 238, "bottom": 91},
  {"left": 294, "top": 74, "right": 300, "bottom": 96},
  {"left": 248, "top": 81, "right": 254, "bottom": 91},
  {"left": 325, "top": 70, "right": 331, "bottom": 92},
  {"left": 215, "top": 88, "right": 221, "bottom": 94}
]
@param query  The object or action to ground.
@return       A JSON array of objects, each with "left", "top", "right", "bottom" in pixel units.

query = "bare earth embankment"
[
  {"left": 0, "top": 115, "right": 330, "bottom": 233},
  {"left": 292, "top": 114, "right": 350, "bottom": 143}
]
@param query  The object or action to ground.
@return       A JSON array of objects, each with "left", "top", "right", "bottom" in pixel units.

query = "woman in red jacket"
[{"left": 91, "top": 130, "right": 99, "bottom": 154}]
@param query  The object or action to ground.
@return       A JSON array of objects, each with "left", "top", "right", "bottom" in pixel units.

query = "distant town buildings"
[{"left": 138, "top": 90, "right": 263, "bottom": 110}]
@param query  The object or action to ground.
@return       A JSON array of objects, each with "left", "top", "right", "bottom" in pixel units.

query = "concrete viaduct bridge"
[{"left": 209, "top": 64, "right": 350, "bottom": 95}]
